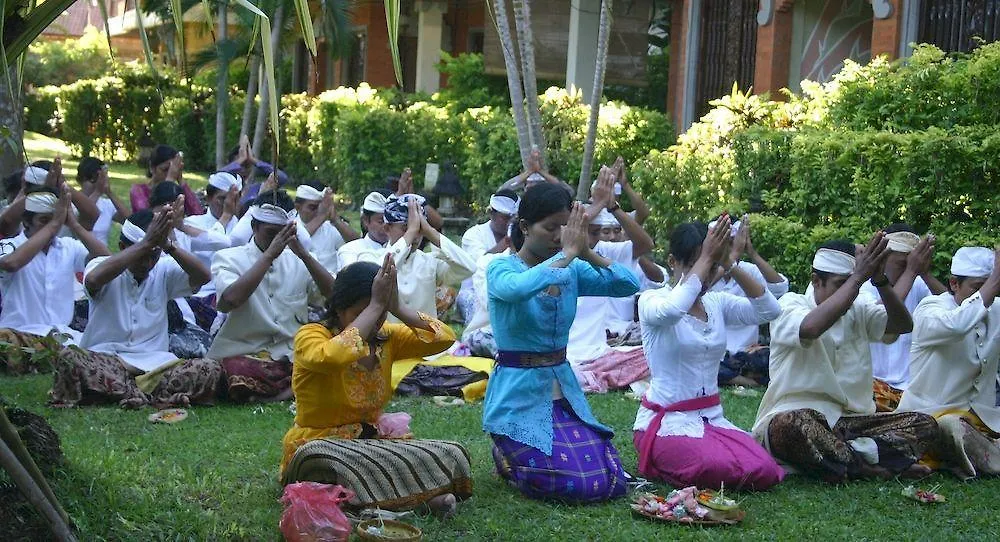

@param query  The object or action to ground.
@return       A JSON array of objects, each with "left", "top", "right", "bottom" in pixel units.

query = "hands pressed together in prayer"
[{"left": 853, "top": 232, "right": 892, "bottom": 285}]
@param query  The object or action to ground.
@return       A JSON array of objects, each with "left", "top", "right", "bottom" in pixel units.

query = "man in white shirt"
[
  {"left": 293, "top": 182, "right": 358, "bottom": 273},
  {"left": 456, "top": 189, "right": 517, "bottom": 323},
  {"left": 0, "top": 158, "right": 101, "bottom": 239},
  {"left": 77, "top": 157, "right": 128, "bottom": 247},
  {"left": 0, "top": 186, "right": 109, "bottom": 364},
  {"left": 209, "top": 190, "right": 335, "bottom": 402},
  {"left": 752, "top": 236, "right": 938, "bottom": 482},
  {"left": 49, "top": 208, "right": 221, "bottom": 408},
  {"left": 858, "top": 224, "right": 947, "bottom": 411},
  {"left": 337, "top": 191, "right": 390, "bottom": 270},
  {"left": 897, "top": 247, "right": 1000, "bottom": 478}
]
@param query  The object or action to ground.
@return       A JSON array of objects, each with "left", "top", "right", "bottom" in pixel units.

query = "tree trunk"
[
  {"left": 252, "top": 4, "right": 284, "bottom": 158},
  {"left": 493, "top": 0, "right": 532, "bottom": 169},
  {"left": 512, "top": 0, "right": 546, "bottom": 168},
  {"left": 215, "top": 1, "right": 230, "bottom": 169},
  {"left": 240, "top": 51, "right": 261, "bottom": 139},
  {"left": 577, "top": 0, "right": 612, "bottom": 200},
  {"left": 0, "top": 66, "right": 24, "bottom": 180}
]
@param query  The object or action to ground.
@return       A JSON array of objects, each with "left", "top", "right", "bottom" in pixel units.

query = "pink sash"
[{"left": 637, "top": 394, "right": 721, "bottom": 475}]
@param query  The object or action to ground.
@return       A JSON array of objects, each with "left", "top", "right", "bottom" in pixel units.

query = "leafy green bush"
[
  {"left": 23, "top": 28, "right": 113, "bottom": 88},
  {"left": 435, "top": 52, "right": 509, "bottom": 112},
  {"left": 24, "top": 86, "right": 61, "bottom": 136}
]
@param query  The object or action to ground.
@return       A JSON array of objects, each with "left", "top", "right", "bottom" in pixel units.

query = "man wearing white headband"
[
  {"left": 293, "top": 181, "right": 359, "bottom": 273},
  {"left": 49, "top": 208, "right": 222, "bottom": 407},
  {"left": 897, "top": 246, "right": 1000, "bottom": 478},
  {"left": 209, "top": 190, "right": 336, "bottom": 403},
  {"left": 0, "top": 186, "right": 110, "bottom": 356},
  {"left": 707, "top": 214, "right": 790, "bottom": 388},
  {"left": 337, "top": 190, "right": 391, "bottom": 269},
  {"left": 857, "top": 224, "right": 947, "bottom": 411},
  {"left": 0, "top": 158, "right": 101, "bottom": 239},
  {"left": 567, "top": 166, "right": 652, "bottom": 392},
  {"left": 457, "top": 189, "right": 519, "bottom": 323},
  {"left": 754, "top": 234, "right": 939, "bottom": 482}
]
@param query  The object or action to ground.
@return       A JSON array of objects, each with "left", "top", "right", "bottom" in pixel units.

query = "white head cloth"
[
  {"left": 951, "top": 247, "right": 994, "bottom": 278},
  {"left": 592, "top": 208, "right": 619, "bottom": 227},
  {"left": 708, "top": 218, "right": 742, "bottom": 238},
  {"left": 24, "top": 166, "right": 49, "bottom": 186},
  {"left": 362, "top": 192, "right": 387, "bottom": 213},
  {"left": 208, "top": 171, "right": 242, "bottom": 192},
  {"left": 813, "top": 248, "right": 856, "bottom": 275},
  {"left": 24, "top": 192, "right": 57, "bottom": 213},
  {"left": 295, "top": 185, "right": 325, "bottom": 201},
  {"left": 885, "top": 231, "right": 920, "bottom": 253},
  {"left": 120, "top": 220, "right": 146, "bottom": 244},
  {"left": 249, "top": 203, "right": 291, "bottom": 225},
  {"left": 489, "top": 194, "right": 518, "bottom": 216},
  {"left": 526, "top": 172, "right": 546, "bottom": 184}
]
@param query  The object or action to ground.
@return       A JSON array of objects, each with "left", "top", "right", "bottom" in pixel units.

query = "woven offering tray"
[{"left": 630, "top": 489, "right": 744, "bottom": 526}]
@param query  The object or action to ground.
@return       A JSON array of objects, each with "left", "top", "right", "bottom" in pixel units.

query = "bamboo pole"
[
  {"left": 0, "top": 408, "right": 69, "bottom": 525},
  {"left": 0, "top": 432, "right": 76, "bottom": 541}
]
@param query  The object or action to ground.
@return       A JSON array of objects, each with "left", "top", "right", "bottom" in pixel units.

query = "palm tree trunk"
[
  {"left": 240, "top": 51, "right": 260, "bottom": 139},
  {"left": 215, "top": 1, "right": 230, "bottom": 169},
  {"left": 493, "top": 0, "right": 531, "bottom": 168},
  {"left": 0, "top": 66, "right": 24, "bottom": 178},
  {"left": 252, "top": 4, "right": 284, "bottom": 157},
  {"left": 577, "top": 0, "right": 612, "bottom": 200},
  {"left": 512, "top": 0, "right": 545, "bottom": 168}
]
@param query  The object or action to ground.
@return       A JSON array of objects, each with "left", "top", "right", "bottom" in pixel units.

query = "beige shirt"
[
  {"left": 208, "top": 241, "right": 323, "bottom": 361},
  {"left": 897, "top": 291, "right": 1000, "bottom": 432},
  {"left": 752, "top": 291, "right": 888, "bottom": 444}
]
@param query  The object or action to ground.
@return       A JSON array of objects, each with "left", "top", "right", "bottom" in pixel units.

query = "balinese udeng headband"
[
  {"left": 951, "top": 246, "right": 993, "bottom": 278},
  {"left": 489, "top": 194, "right": 518, "bottom": 216},
  {"left": 592, "top": 208, "right": 619, "bottom": 227},
  {"left": 812, "top": 248, "right": 856, "bottom": 275},
  {"left": 295, "top": 185, "right": 325, "bottom": 201},
  {"left": 885, "top": 231, "right": 920, "bottom": 253},
  {"left": 383, "top": 194, "right": 427, "bottom": 224},
  {"left": 208, "top": 171, "right": 242, "bottom": 192},
  {"left": 24, "top": 193, "right": 57, "bottom": 213},
  {"left": 708, "top": 218, "right": 742, "bottom": 238},
  {"left": 120, "top": 220, "right": 146, "bottom": 244},
  {"left": 24, "top": 166, "right": 49, "bottom": 186},
  {"left": 362, "top": 192, "right": 387, "bottom": 213},
  {"left": 249, "top": 203, "right": 291, "bottom": 225}
]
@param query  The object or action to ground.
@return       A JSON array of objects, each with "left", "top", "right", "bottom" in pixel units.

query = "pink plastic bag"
[
  {"left": 377, "top": 412, "right": 413, "bottom": 438},
  {"left": 279, "top": 482, "right": 354, "bottom": 542}
]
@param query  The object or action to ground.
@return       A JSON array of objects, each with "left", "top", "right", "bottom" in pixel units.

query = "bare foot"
[
  {"left": 899, "top": 463, "right": 933, "bottom": 480},
  {"left": 425, "top": 493, "right": 456, "bottom": 520}
]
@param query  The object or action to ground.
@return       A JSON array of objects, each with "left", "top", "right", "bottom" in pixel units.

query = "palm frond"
[
  {"left": 384, "top": 0, "right": 402, "bottom": 86},
  {"left": 233, "top": 0, "right": 279, "bottom": 155},
  {"left": 3, "top": 0, "right": 78, "bottom": 63}
]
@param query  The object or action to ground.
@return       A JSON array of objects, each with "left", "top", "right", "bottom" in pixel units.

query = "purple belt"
[{"left": 495, "top": 348, "right": 567, "bottom": 368}]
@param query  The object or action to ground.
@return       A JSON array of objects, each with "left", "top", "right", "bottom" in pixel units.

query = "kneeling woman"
[
  {"left": 281, "top": 256, "right": 472, "bottom": 516},
  {"left": 483, "top": 175, "right": 639, "bottom": 503},
  {"left": 634, "top": 217, "right": 784, "bottom": 490}
]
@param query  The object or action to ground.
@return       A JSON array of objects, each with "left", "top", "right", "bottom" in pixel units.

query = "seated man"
[
  {"left": 708, "top": 216, "right": 789, "bottom": 388},
  {"left": 337, "top": 191, "right": 389, "bottom": 269},
  {"left": 49, "top": 209, "right": 221, "bottom": 407},
  {"left": 77, "top": 157, "right": 128, "bottom": 248},
  {"left": 293, "top": 182, "right": 359, "bottom": 273},
  {"left": 752, "top": 236, "right": 939, "bottom": 482},
  {"left": 0, "top": 186, "right": 109, "bottom": 371},
  {"left": 0, "top": 158, "right": 100, "bottom": 239},
  {"left": 457, "top": 190, "right": 517, "bottom": 323},
  {"left": 898, "top": 247, "right": 1000, "bottom": 479},
  {"left": 859, "top": 224, "right": 946, "bottom": 411},
  {"left": 209, "top": 191, "right": 335, "bottom": 402}
]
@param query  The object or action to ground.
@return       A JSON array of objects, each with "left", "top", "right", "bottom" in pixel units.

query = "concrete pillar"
[
  {"left": 871, "top": 0, "right": 903, "bottom": 59},
  {"left": 666, "top": 0, "right": 687, "bottom": 133},
  {"left": 415, "top": 0, "right": 445, "bottom": 94},
  {"left": 753, "top": 0, "right": 794, "bottom": 101},
  {"left": 566, "top": 0, "right": 601, "bottom": 102}
]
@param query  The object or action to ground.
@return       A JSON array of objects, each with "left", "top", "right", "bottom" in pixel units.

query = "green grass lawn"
[{"left": 2, "top": 374, "right": 1000, "bottom": 540}]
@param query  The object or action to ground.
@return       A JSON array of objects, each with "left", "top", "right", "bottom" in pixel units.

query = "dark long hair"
[
  {"left": 324, "top": 261, "right": 380, "bottom": 330},
  {"left": 511, "top": 184, "right": 572, "bottom": 251},
  {"left": 669, "top": 222, "right": 709, "bottom": 267}
]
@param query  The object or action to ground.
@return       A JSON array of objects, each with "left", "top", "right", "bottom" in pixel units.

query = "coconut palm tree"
[
  {"left": 492, "top": 0, "right": 531, "bottom": 168},
  {"left": 512, "top": 0, "right": 545, "bottom": 168},
  {"left": 577, "top": 0, "right": 613, "bottom": 200}
]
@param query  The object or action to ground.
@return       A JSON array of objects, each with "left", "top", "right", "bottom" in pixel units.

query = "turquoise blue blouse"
[{"left": 481, "top": 252, "right": 640, "bottom": 454}]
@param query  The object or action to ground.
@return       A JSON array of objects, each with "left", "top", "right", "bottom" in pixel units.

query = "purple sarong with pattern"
[{"left": 490, "top": 399, "right": 627, "bottom": 503}]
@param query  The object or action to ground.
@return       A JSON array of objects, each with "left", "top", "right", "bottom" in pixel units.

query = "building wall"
[{"left": 788, "top": 0, "right": 873, "bottom": 92}]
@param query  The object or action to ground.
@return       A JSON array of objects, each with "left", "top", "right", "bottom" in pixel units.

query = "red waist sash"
[{"left": 637, "top": 393, "right": 721, "bottom": 475}]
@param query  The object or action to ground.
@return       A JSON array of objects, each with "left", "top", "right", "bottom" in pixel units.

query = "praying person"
[
  {"left": 131, "top": 144, "right": 205, "bottom": 215},
  {"left": 897, "top": 247, "right": 1000, "bottom": 479},
  {"left": 457, "top": 189, "right": 518, "bottom": 322},
  {"left": 337, "top": 191, "right": 389, "bottom": 269},
  {"left": 752, "top": 235, "right": 939, "bottom": 482},
  {"left": 281, "top": 257, "right": 472, "bottom": 517},
  {"left": 76, "top": 157, "right": 128, "bottom": 247},
  {"left": 221, "top": 135, "right": 289, "bottom": 206},
  {"left": 0, "top": 186, "right": 109, "bottom": 363},
  {"left": 226, "top": 175, "right": 313, "bottom": 251},
  {"left": 499, "top": 147, "right": 575, "bottom": 195},
  {"left": 634, "top": 218, "right": 784, "bottom": 490},
  {"left": 483, "top": 177, "right": 639, "bottom": 503},
  {"left": 209, "top": 190, "right": 335, "bottom": 402},
  {"left": 0, "top": 158, "right": 101, "bottom": 238},
  {"left": 859, "top": 224, "right": 944, "bottom": 411},
  {"left": 293, "top": 181, "right": 359, "bottom": 273},
  {"left": 49, "top": 209, "right": 221, "bottom": 407}
]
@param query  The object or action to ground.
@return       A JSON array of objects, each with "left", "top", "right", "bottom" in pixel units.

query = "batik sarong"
[
  {"left": 0, "top": 329, "right": 63, "bottom": 374},
  {"left": 926, "top": 411, "right": 1000, "bottom": 479},
  {"left": 573, "top": 348, "right": 649, "bottom": 394},
  {"left": 186, "top": 294, "right": 217, "bottom": 332},
  {"left": 873, "top": 378, "right": 903, "bottom": 413},
  {"left": 490, "top": 399, "right": 628, "bottom": 503},
  {"left": 767, "top": 408, "right": 938, "bottom": 482},
  {"left": 220, "top": 355, "right": 292, "bottom": 402},
  {"left": 281, "top": 438, "right": 474, "bottom": 511},
  {"left": 465, "top": 328, "right": 497, "bottom": 359}
]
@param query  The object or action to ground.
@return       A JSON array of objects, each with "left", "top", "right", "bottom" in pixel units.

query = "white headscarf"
[
  {"left": 951, "top": 247, "right": 993, "bottom": 278},
  {"left": 295, "top": 185, "right": 325, "bottom": 201},
  {"left": 362, "top": 192, "right": 387, "bottom": 213},
  {"left": 24, "top": 192, "right": 57, "bottom": 213},
  {"left": 885, "top": 231, "right": 920, "bottom": 253},
  {"left": 249, "top": 203, "right": 291, "bottom": 225},
  {"left": 120, "top": 219, "right": 146, "bottom": 244},
  {"left": 592, "top": 208, "right": 619, "bottom": 227},
  {"left": 489, "top": 193, "right": 518, "bottom": 216},
  {"left": 208, "top": 171, "right": 243, "bottom": 192},
  {"left": 24, "top": 166, "right": 49, "bottom": 186},
  {"left": 812, "top": 248, "right": 856, "bottom": 275}
]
